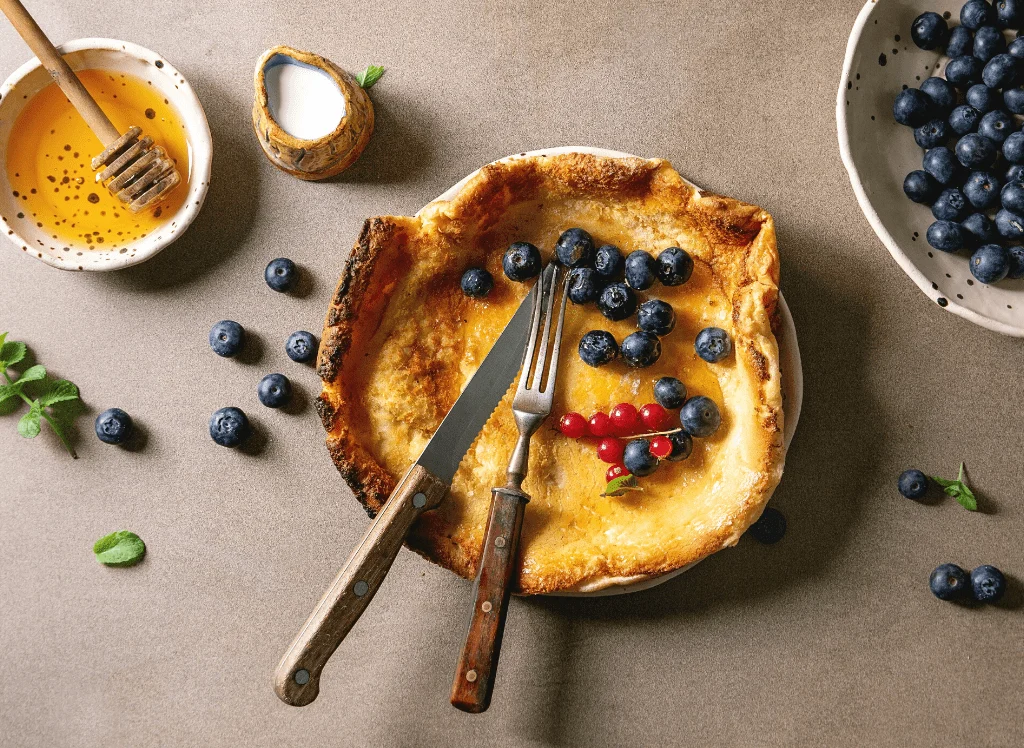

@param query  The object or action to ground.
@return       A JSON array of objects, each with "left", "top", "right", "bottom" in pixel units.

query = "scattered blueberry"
[
  {"left": 578, "top": 330, "right": 619, "bottom": 367},
  {"left": 977, "top": 109, "right": 1015, "bottom": 143},
  {"left": 947, "top": 25, "right": 975, "bottom": 58},
  {"left": 971, "top": 565, "right": 1007, "bottom": 602},
  {"left": 963, "top": 171, "right": 1002, "bottom": 209},
  {"left": 898, "top": 468, "right": 929, "bottom": 499},
  {"left": 983, "top": 53, "right": 1021, "bottom": 89},
  {"left": 502, "top": 242, "right": 543, "bottom": 281},
  {"left": 930, "top": 563, "right": 970, "bottom": 601},
  {"left": 624, "top": 250, "right": 658, "bottom": 290},
  {"left": 926, "top": 220, "right": 966, "bottom": 251},
  {"left": 956, "top": 132, "right": 998, "bottom": 168},
  {"left": 893, "top": 87, "right": 934, "bottom": 126},
  {"left": 997, "top": 0, "right": 1024, "bottom": 28},
  {"left": 923, "top": 146, "right": 962, "bottom": 184},
  {"left": 593, "top": 244, "right": 625, "bottom": 279},
  {"left": 656, "top": 246, "right": 694, "bottom": 286},
  {"left": 654, "top": 377, "right": 687, "bottom": 410},
  {"left": 962, "top": 212, "right": 998, "bottom": 244},
  {"left": 995, "top": 207, "right": 1024, "bottom": 238},
  {"left": 972, "top": 26, "right": 1007, "bottom": 63},
  {"left": 911, "top": 11, "right": 949, "bottom": 49},
  {"left": 932, "top": 187, "right": 970, "bottom": 221},
  {"left": 209, "top": 320, "right": 244, "bottom": 358},
  {"left": 680, "top": 395, "right": 721, "bottom": 438},
  {"left": 95, "top": 408, "right": 133, "bottom": 445},
  {"left": 597, "top": 282, "right": 638, "bottom": 321},
  {"left": 460, "top": 267, "right": 493, "bottom": 298},
  {"left": 636, "top": 299, "right": 676, "bottom": 336},
  {"left": 1007, "top": 244, "right": 1024, "bottom": 277},
  {"left": 209, "top": 406, "right": 250, "bottom": 448},
  {"left": 962, "top": 0, "right": 997, "bottom": 30},
  {"left": 946, "top": 55, "right": 985, "bottom": 88},
  {"left": 265, "top": 257, "right": 297, "bottom": 292},
  {"left": 623, "top": 439, "right": 658, "bottom": 477},
  {"left": 285, "top": 330, "right": 317, "bottom": 363},
  {"left": 904, "top": 170, "right": 941, "bottom": 203},
  {"left": 620, "top": 331, "right": 662, "bottom": 368},
  {"left": 567, "top": 268, "right": 602, "bottom": 304},
  {"left": 915, "top": 118, "right": 950, "bottom": 148},
  {"left": 1004, "top": 85, "right": 1024, "bottom": 113},
  {"left": 948, "top": 104, "right": 981, "bottom": 134},
  {"left": 971, "top": 243, "right": 1011, "bottom": 283},
  {"left": 747, "top": 507, "right": 787, "bottom": 544},
  {"left": 554, "top": 228, "right": 595, "bottom": 268},
  {"left": 257, "top": 373, "right": 292, "bottom": 408},
  {"left": 694, "top": 326, "right": 733, "bottom": 363},
  {"left": 1001, "top": 180, "right": 1024, "bottom": 212},
  {"left": 664, "top": 430, "right": 693, "bottom": 461},
  {"left": 965, "top": 83, "right": 1002, "bottom": 112}
]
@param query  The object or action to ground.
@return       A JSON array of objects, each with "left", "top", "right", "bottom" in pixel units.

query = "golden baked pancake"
[{"left": 316, "top": 153, "right": 784, "bottom": 594}]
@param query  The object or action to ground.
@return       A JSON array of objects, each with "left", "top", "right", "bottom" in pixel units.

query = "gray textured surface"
[{"left": 1, "top": 1, "right": 1022, "bottom": 746}]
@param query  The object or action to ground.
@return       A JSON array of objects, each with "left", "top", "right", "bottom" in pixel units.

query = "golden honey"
[{"left": 5, "top": 69, "right": 190, "bottom": 251}]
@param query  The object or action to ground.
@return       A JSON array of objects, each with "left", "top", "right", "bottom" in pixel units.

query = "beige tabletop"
[{"left": 2, "top": 1, "right": 1023, "bottom": 746}]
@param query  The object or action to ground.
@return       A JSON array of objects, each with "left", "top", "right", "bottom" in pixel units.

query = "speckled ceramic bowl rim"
[
  {"left": 837, "top": 2, "right": 1024, "bottom": 337},
  {"left": 423, "top": 146, "right": 803, "bottom": 596},
  {"left": 0, "top": 38, "right": 213, "bottom": 272}
]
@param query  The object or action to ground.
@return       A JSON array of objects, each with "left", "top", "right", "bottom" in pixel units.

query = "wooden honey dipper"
[{"left": 0, "top": 0, "right": 181, "bottom": 212}]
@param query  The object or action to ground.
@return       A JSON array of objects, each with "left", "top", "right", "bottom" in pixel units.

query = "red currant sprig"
[{"left": 557, "top": 412, "right": 587, "bottom": 439}]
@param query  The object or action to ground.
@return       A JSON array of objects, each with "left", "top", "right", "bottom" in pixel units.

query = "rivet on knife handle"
[{"left": 272, "top": 464, "right": 447, "bottom": 706}]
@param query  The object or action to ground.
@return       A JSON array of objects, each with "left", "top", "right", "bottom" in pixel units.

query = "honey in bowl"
[{"left": 5, "top": 68, "right": 190, "bottom": 252}]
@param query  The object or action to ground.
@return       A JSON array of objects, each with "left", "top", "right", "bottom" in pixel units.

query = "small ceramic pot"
[{"left": 252, "top": 46, "right": 374, "bottom": 180}]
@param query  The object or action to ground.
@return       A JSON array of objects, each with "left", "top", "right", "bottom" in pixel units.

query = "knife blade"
[{"left": 272, "top": 282, "right": 539, "bottom": 707}]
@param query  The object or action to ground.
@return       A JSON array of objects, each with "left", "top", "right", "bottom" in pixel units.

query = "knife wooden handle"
[
  {"left": 450, "top": 486, "right": 528, "bottom": 713},
  {"left": 273, "top": 464, "right": 447, "bottom": 706}
]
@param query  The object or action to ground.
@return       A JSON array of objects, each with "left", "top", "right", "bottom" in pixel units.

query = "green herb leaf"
[
  {"left": 930, "top": 463, "right": 978, "bottom": 512},
  {"left": 39, "top": 379, "right": 79, "bottom": 407},
  {"left": 17, "top": 400, "right": 41, "bottom": 438},
  {"left": 0, "top": 339, "right": 26, "bottom": 369},
  {"left": 93, "top": 530, "right": 146, "bottom": 567},
  {"left": 356, "top": 65, "right": 385, "bottom": 89},
  {"left": 602, "top": 474, "right": 643, "bottom": 497},
  {"left": 16, "top": 364, "right": 46, "bottom": 384},
  {"left": 0, "top": 381, "right": 24, "bottom": 404}
]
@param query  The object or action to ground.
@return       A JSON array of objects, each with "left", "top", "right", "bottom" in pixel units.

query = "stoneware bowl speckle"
[
  {"left": 839, "top": 0, "right": 1024, "bottom": 336},
  {"left": 0, "top": 38, "right": 213, "bottom": 271}
]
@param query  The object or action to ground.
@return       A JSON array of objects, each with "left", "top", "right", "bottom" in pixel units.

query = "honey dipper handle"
[{"left": 0, "top": 0, "right": 121, "bottom": 144}]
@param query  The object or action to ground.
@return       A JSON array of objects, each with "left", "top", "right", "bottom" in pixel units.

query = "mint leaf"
[
  {"left": 602, "top": 474, "right": 643, "bottom": 497},
  {"left": 356, "top": 65, "right": 385, "bottom": 89},
  {"left": 39, "top": 379, "right": 79, "bottom": 407},
  {"left": 0, "top": 381, "right": 24, "bottom": 404},
  {"left": 16, "top": 364, "right": 46, "bottom": 384},
  {"left": 0, "top": 339, "right": 26, "bottom": 369},
  {"left": 930, "top": 463, "right": 978, "bottom": 512},
  {"left": 17, "top": 401, "right": 41, "bottom": 438},
  {"left": 93, "top": 530, "right": 146, "bottom": 567}
]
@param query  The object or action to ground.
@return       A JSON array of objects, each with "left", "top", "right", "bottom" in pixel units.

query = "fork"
[{"left": 450, "top": 263, "right": 569, "bottom": 713}]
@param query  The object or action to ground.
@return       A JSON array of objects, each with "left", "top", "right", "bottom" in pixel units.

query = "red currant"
[
  {"left": 588, "top": 412, "right": 613, "bottom": 437},
  {"left": 609, "top": 403, "right": 640, "bottom": 436},
  {"left": 597, "top": 437, "right": 625, "bottom": 464},
  {"left": 649, "top": 436, "right": 673, "bottom": 459},
  {"left": 606, "top": 464, "right": 628, "bottom": 482},
  {"left": 558, "top": 412, "right": 587, "bottom": 439},
  {"left": 639, "top": 403, "right": 670, "bottom": 431}
]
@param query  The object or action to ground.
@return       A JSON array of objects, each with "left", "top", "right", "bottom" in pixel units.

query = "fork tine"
[
  {"left": 541, "top": 270, "right": 570, "bottom": 395},
  {"left": 530, "top": 265, "right": 560, "bottom": 391},
  {"left": 517, "top": 264, "right": 552, "bottom": 392}
]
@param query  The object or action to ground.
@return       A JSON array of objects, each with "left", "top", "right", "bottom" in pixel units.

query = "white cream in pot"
[{"left": 264, "top": 59, "right": 346, "bottom": 141}]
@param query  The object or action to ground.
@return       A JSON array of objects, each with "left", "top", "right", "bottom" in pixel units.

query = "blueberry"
[
  {"left": 945, "top": 55, "right": 985, "bottom": 87},
  {"left": 971, "top": 243, "right": 1011, "bottom": 282},
  {"left": 257, "top": 373, "right": 292, "bottom": 408},
  {"left": 971, "top": 565, "right": 1008, "bottom": 602},
  {"left": 962, "top": 212, "right": 998, "bottom": 244},
  {"left": 930, "top": 563, "right": 970, "bottom": 601},
  {"left": 554, "top": 228, "right": 595, "bottom": 268},
  {"left": 997, "top": 0, "right": 1024, "bottom": 27},
  {"left": 597, "top": 282, "right": 638, "bottom": 321},
  {"left": 1010, "top": 36, "right": 1024, "bottom": 58},
  {"left": 1004, "top": 86, "right": 1024, "bottom": 114},
  {"left": 956, "top": 132, "right": 998, "bottom": 168},
  {"left": 963, "top": 171, "right": 1002, "bottom": 209},
  {"left": 265, "top": 257, "right": 297, "bottom": 292},
  {"left": 594, "top": 244, "right": 625, "bottom": 279},
  {"left": 624, "top": 250, "right": 658, "bottom": 290},
  {"left": 578, "top": 330, "right": 618, "bottom": 367},
  {"left": 1002, "top": 180, "right": 1024, "bottom": 211},
  {"left": 972, "top": 26, "right": 1007, "bottom": 62},
  {"left": 623, "top": 439, "right": 658, "bottom": 476},
  {"left": 285, "top": 330, "right": 317, "bottom": 363},
  {"left": 919, "top": 77, "right": 958, "bottom": 115},
  {"left": 620, "top": 331, "right": 662, "bottom": 368},
  {"left": 209, "top": 406, "right": 250, "bottom": 448},
  {"left": 94, "top": 408, "right": 133, "bottom": 445},
  {"left": 962, "top": 0, "right": 997, "bottom": 29},
  {"left": 1007, "top": 244, "right": 1024, "bottom": 277},
  {"left": 747, "top": 507, "right": 786, "bottom": 544},
  {"left": 983, "top": 53, "right": 1021, "bottom": 88},
  {"left": 636, "top": 299, "right": 676, "bottom": 335},
  {"left": 209, "top": 320, "right": 244, "bottom": 358},
  {"left": 653, "top": 377, "right": 687, "bottom": 409},
  {"left": 947, "top": 25, "right": 975, "bottom": 58},
  {"left": 996, "top": 207, "right": 1024, "bottom": 238},
  {"left": 694, "top": 326, "right": 733, "bottom": 363},
  {"left": 656, "top": 246, "right": 694, "bottom": 286},
  {"left": 927, "top": 220, "right": 966, "bottom": 251},
  {"left": 898, "top": 468, "right": 929, "bottom": 499},
  {"left": 503, "top": 242, "right": 543, "bottom": 281},
  {"left": 948, "top": 104, "right": 981, "bottom": 135},
  {"left": 893, "top": 87, "right": 934, "bottom": 126},
  {"left": 932, "top": 187, "right": 969, "bottom": 221},
  {"left": 911, "top": 11, "right": 949, "bottom": 49},
  {"left": 680, "top": 395, "right": 721, "bottom": 438},
  {"left": 966, "top": 84, "right": 1002, "bottom": 112},
  {"left": 923, "top": 146, "right": 962, "bottom": 184},
  {"left": 665, "top": 430, "right": 693, "bottom": 461},
  {"left": 1005, "top": 132, "right": 1024, "bottom": 165},
  {"left": 460, "top": 267, "right": 493, "bottom": 298},
  {"left": 567, "top": 268, "right": 602, "bottom": 304},
  {"left": 915, "top": 119, "right": 950, "bottom": 148},
  {"left": 978, "top": 109, "right": 1015, "bottom": 143},
  {"left": 1006, "top": 162, "right": 1024, "bottom": 182},
  {"left": 904, "top": 170, "right": 941, "bottom": 203}
]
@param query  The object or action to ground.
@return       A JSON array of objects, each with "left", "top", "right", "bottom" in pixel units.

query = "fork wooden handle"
[{"left": 450, "top": 486, "right": 528, "bottom": 713}]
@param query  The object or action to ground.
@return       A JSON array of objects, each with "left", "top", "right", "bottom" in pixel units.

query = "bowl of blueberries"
[{"left": 839, "top": 0, "right": 1024, "bottom": 336}]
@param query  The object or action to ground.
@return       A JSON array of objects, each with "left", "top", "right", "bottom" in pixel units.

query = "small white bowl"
[
  {"left": 839, "top": 1, "right": 1024, "bottom": 336},
  {"left": 0, "top": 38, "right": 212, "bottom": 271}
]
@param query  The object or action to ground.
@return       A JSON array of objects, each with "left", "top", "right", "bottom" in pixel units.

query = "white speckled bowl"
[
  {"left": 0, "top": 38, "right": 212, "bottom": 271},
  {"left": 839, "top": 1, "right": 1024, "bottom": 336}
]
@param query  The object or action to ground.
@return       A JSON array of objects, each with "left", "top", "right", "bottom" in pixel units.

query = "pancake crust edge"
[{"left": 316, "top": 153, "right": 785, "bottom": 595}]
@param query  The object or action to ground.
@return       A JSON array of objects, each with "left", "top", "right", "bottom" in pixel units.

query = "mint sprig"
[
  {"left": 602, "top": 474, "right": 643, "bottom": 498},
  {"left": 931, "top": 462, "right": 978, "bottom": 511},
  {"left": 1, "top": 332, "right": 81, "bottom": 457},
  {"left": 93, "top": 530, "right": 146, "bottom": 567},
  {"left": 356, "top": 64, "right": 385, "bottom": 89}
]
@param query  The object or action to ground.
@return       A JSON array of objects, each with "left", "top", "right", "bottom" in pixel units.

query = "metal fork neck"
[{"left": 504, "top": 417, "right": 542, "bottom": 491}]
